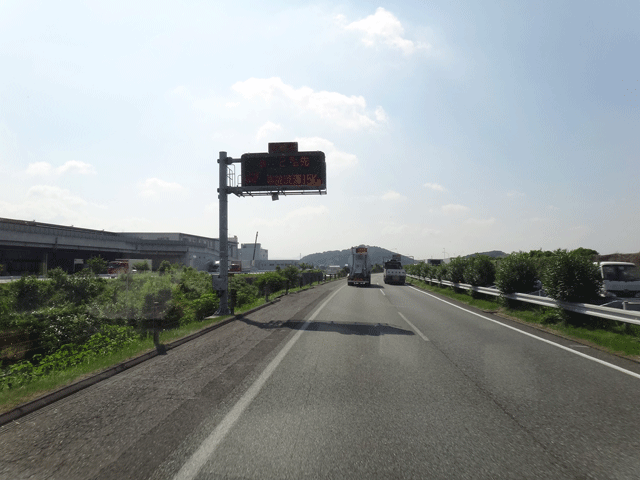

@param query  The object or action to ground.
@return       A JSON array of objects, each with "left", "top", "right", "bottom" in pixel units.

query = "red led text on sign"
[{"left": 241, "top": 151, "right": 326, "bottom": 190}]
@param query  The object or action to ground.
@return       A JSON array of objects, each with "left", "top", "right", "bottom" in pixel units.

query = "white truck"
[
  {"left": 383, "top": 254, "right": 406, "bottom": 285},
  {"left": 596, "top": 262, "right": 640, "bottom": 299},
  {"left": 347, "top": 246, "right": 371, "bottom": 286}
]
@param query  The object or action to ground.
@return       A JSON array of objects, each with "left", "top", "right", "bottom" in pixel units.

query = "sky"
[{"left": 1, "top": 1, "right": 639, "bottom": 260}]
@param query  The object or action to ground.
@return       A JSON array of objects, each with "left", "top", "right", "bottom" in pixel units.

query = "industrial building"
[
  {"left": 239, "top": 242, "right": 300, "bottom": 271},
  {"left": 0, "top": 217, "right": 238, "bottom": 275}
]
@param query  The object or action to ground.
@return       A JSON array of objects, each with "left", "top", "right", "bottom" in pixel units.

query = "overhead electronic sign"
[{"left": 241, "top": 151, "right": 326, "bottom": 191}]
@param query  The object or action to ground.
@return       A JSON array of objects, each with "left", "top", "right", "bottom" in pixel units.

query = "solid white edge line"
[
  {"left": 173, "top": 284, "right": 347, "bottom": 480},
  {"left": 408, "top": 286, "right": 640, "bottom": 380},
  {"left": 398, "top": 312, "right": 429, "bottom": 342}
]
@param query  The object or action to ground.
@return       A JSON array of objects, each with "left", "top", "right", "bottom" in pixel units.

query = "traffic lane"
[
  {"left": 171, "top": 279, "right": 572, "bottom": 479},
  {"left": 0, "top": 282, "right": 343, "bottom": 480},
  {"left": 385, "top": 281, "right": 640, "bottom": 479}
]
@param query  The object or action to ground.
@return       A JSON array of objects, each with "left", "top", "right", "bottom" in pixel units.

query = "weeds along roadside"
[
  {"left": 0, "top": 266, "right": 334, "bottom": 413},
  {"left": 405, "top": 277, "right": 640, "bottom": 361}
]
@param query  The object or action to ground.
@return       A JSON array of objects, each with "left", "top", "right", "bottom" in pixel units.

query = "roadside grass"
[
  {"left": 0, "top": 314, "right": 230, "bottom": 414},
  {"left": 0, "top": 277, "right": 334, "bottom": 415},
  {"left": 406, "top": 278, "right": 640, "bottom": 360}
]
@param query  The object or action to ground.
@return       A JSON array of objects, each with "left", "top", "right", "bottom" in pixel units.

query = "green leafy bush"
[
  {"left": 435, "top": 264, "right": 448, "bottom": 284},
  {"left": 178, "top": 267, "right": 213, "bottom": 300},
  {"left": 0, "top": 325, "right": 137, "bottom": 391},
  {"left": 158, "top": 260, "right": 172, "bottom": 275},
  {"left": 446, "top": 257, "right": 467, "bottom": 283},
  {"left": 464, "top": 255, "right": 496, "bottom": 286},
  {"left": 254, "top": 272, "right": 286, "bottom": 294},
  {"left": 281, "top": 265, "right": 301, "bottom": 289},
  {"left": 86, "top": 256, "right": 108, "bottom": 274},
  {"left": 419, "top": 263, "right": 432, "bottom": 280},
  {"left": 230, "top": 277, "right": 259, "bottom": 307},
  {"left": 134, "top": 261, "right": 150, "bottom": 272},
  {"left": 13, "top": 275, "right": 52, "bottom": 311},
  {"left": 542, "top": 250, "right": 603, "bottom": 303},
  {"left": 495, "top": 252, "right": 538, "bottom": 294}
]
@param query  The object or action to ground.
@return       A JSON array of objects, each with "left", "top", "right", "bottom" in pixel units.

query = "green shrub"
[
  {"left": 419, "top": 263, "right": 432, "bottom": 280},
  {"left": 178, "top": 267, "right": 213, "bottom": 300},
  {"left": 446, "top": 257, "right": 467, "bottom": 283},
  {"left": 134, "top": 261, "right": 150, "bottom": 272},
  {"left": 158, "top": 260, "right": 172, "bottom": 275},
  {"left": 12, "top": 275, "right": 52, "bottom": 311},
  {"left": 86, "top": 256, "right": 108, "bottom": 274},
  {"left": 495, "top": 252, "right": 538, "bottom": 294},
  {"left": 464, "top": 255, "right": 496, "bottom": 286},
  {"left": 254, "top": 272, "right": 286, "bottom": 294},
  {"left": 191, "top": 293, "right": 218, "bottom": 321},
  {"left": 281, "top": 265, "right": 301, "bottom": 289},
  {"left": 435, "top": 264, "right": 448, "bottom": 284},
  {"left": 542, "top": 250, "right": 603, "bottom": 303},
  {"left": 0, "top": 325, "right": 138, "bottom": 391},
  {"left": 230, "top": 277, "right": 259, "bottom": 307}
]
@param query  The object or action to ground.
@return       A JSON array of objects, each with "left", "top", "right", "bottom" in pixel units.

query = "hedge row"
[{"left": 406, "top": 249, "right": 603, "bottom": 304}]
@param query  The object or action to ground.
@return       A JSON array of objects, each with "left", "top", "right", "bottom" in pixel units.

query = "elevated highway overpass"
[{"left": 0, "top": 217, "right": 237, "bottom": 275}]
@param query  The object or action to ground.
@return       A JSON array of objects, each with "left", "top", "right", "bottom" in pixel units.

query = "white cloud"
[
  {"left": 252, "top": 205, "right": 329, "bottom": 228},
  {"left": 26, "top": 160, "right": 96, "bottom": 176},
  {"left": 441, "top": 204, "right": 470, "bottom": 214},
  {"left": 338, "top": 7, "right": 431, "bottom": 56},
  {"left": 26, "top": 162, "right": 54, "bottom": 176},
  {"left": 381, "top": 190, "right": 406, "bottom": 201},
  {"left": 424, "top": 182, "right": 446, "bottom": 192},
  {"left": 548, "top": 205, "right": 559, "bottom": 210},
  {"left": 507, "top": 190, "right": 525, "bottom": 197},
  {"left": 232, "top": 77, "right": 386, "bottom": 129},
  {"left": 0, "top": 185, "right": 107, "bottom": 227},
  {"left": 27, "top": 185, "right": 87, "bottom": 206},
  {"left": 466, "top": 217, "right": 496, "bottom": 226},
  {"left": 295, "top": 137, "right": 358, "bottom": 174},
  {"left": 57, "top": 160, "right": 96, "bottom": 175},
  {"left": 138, "top": 178, "right": 183, "bottom": 198},
  {"left": 256, "top": 121, "right": 282, "bottom": 140}
]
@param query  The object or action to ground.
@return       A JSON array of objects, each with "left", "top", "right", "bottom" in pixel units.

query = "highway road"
[{"left": 1, "top": 273, "right": 640, "bottom": 479}]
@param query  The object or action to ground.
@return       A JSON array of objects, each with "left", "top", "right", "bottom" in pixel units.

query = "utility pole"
[{"left": 216, "top": 151, "right": 231, "bottom": 315}]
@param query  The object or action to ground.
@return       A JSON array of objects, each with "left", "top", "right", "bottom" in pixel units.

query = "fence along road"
[
  {"left": 407, "top": 274, "right": 640, "bottom": 325},
  {"left": 1, "top": 274, "right": 640, "bottom": 479}
]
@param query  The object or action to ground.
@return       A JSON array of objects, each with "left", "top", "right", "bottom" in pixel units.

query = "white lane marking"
[
  {"left": 174, "top": 285, "right": 347, "bottom": 480},
  {"left": 408, "top": 286, "right": 640, "bottom": 381},
  {"left": 381, "top": 290, "right": 386, "bottom": 296},
  {"left": 398, "top": 312, "right": 429, "bottom": 342}
]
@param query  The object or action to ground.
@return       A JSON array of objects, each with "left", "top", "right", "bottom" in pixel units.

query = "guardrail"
[{"left": 407, "top": 275, "right": 640, "bottom": 326}]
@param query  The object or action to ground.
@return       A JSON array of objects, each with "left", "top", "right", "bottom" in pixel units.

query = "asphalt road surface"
[{"left": 1, "top": 274, "right": 640, "bottom": 479}]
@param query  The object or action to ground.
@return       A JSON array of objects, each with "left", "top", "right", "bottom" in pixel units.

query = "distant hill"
[
  {"left": 301, "top": 246, "right": 415, "bottom": 267},
  {"left": 463, "top": 251, "right": 508, "bottom": 259}
]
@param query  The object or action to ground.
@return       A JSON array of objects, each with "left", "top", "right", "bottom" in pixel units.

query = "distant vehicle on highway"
[
  {"left": 106, "top": 259, "right": 151, "bottom": 274},
  {"left": 383, "top": 254, "right": 406, "bottom": 285},
  {"left": 348, "top": 246, "right": 371, "bottom": 286},
  {"left": 596, "top": 262, "right": 640, "bottom": 298}
]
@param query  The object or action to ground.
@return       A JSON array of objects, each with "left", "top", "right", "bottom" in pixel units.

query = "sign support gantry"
[{"left": 213, "top": 143, "right": 326, "bottom": 316}]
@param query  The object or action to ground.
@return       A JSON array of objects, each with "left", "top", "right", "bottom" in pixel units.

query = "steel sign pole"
[{"left": 216, "top": 151, "right": 231, "bottom": 315}]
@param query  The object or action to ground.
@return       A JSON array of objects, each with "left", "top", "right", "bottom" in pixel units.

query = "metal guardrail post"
[{"left": 406, "top": 274, "right": 640, "bottom": 326}]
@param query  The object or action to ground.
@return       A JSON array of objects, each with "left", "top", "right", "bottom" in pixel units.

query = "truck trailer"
[
  {"left": 383, "top": 254, "right": 406, "bottom": 285},
  {"left": 347, "top": 246, "right": 371, "bottom": 286}
]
